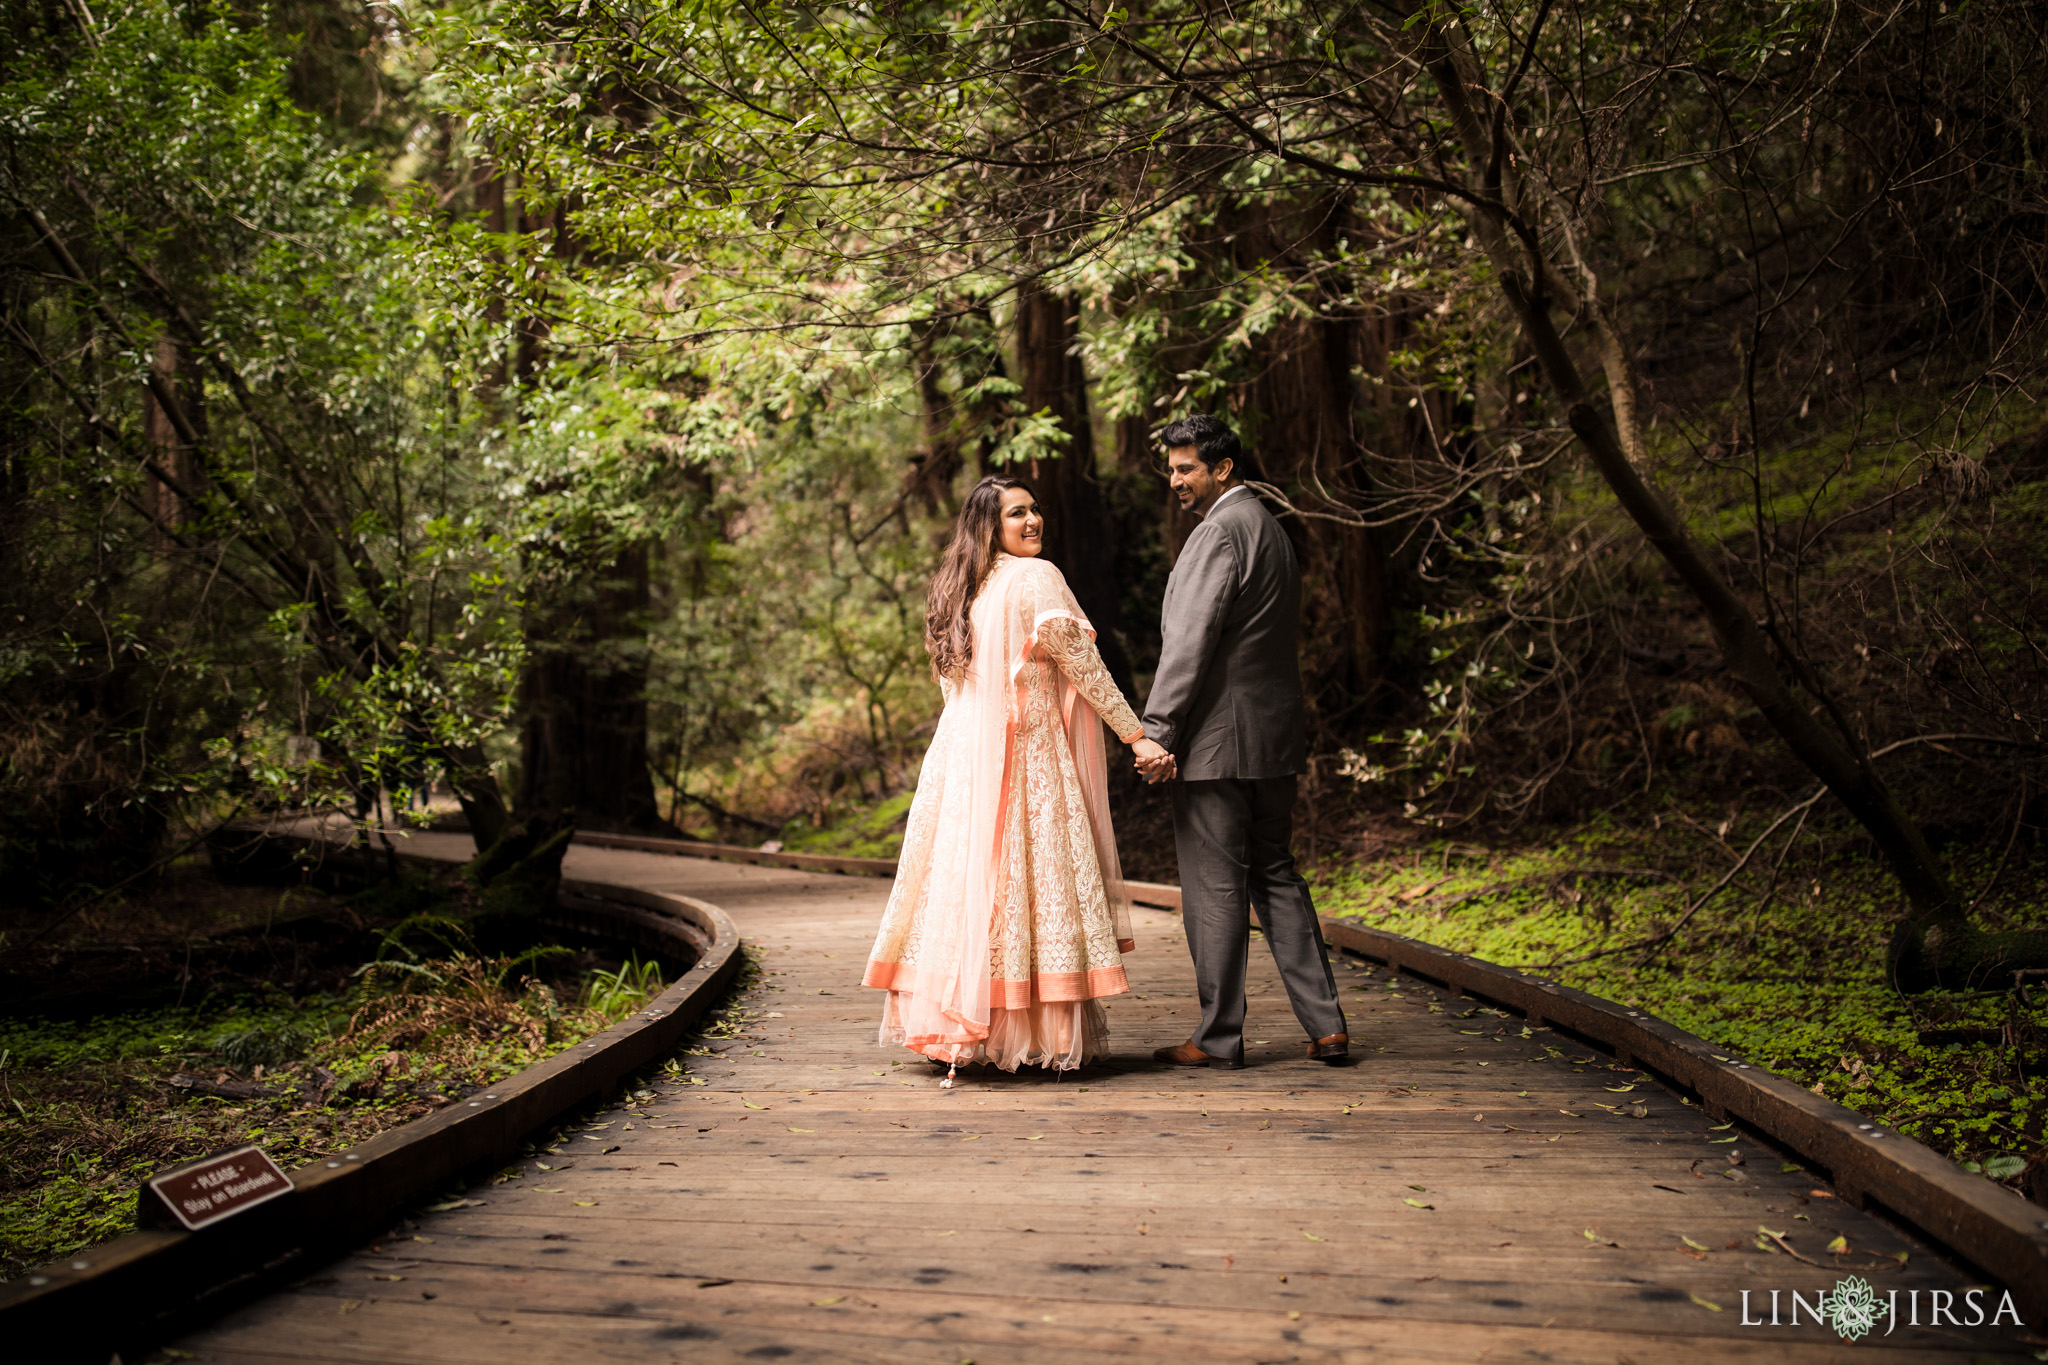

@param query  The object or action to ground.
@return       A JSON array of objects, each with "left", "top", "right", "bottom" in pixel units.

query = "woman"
[{"left": 863, "top": 476, "right": 1169, "bottom": 1085}]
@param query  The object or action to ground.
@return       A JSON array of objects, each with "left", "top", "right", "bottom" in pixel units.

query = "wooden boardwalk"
[{"left": 176, "top": 840, "right": 2030, "bottom": 1362}]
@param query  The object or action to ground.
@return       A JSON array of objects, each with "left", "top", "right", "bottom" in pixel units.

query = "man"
[{"left": 1137, "top": 414, "right": 1348, "bottom": 1069}]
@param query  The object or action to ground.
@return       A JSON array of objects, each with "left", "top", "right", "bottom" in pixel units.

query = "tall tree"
[
  {"left": 420, "top": 0, "right": 2048, "bottom": 987},
  {"left": 1015, "top": 282, "right": 1134, "bottom": 693}
]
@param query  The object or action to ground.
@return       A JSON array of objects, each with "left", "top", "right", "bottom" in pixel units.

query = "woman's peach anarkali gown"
[{"left": 863, "top": 553, "right": 1142, "bottom": 1071}]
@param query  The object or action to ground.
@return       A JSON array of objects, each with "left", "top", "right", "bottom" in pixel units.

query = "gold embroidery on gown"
[{"left": 864, "top": 554, "right": 1139, "bottom": 1070}]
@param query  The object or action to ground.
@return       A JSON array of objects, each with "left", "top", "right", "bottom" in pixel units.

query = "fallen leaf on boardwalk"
[
  {"left": 1136, "top": 1224, "right": 1150, "bottom": 1234},
  {"left": 426, "top": 1198, "right": 484, "bottom": 1212},
  {"left": 1779, "top": 1162, "right": 1803, "bottom": 1173},
  {"left": 338, "top": 1300, "right": 363, "bottom": 1315},
  {"left": 1605, "top": 1084, "right": 1636, "bottom": 1093},
  {"left": 812, "top": 1296, "right": 844, "bottom": 1306},
  {"left": 1827, "top": 1235, "right": 1850, "bottom": 1255},
  {"left": 935, "top": 1230, "right": 958, "bottom": 1237},
  {"left": 961, "top": 1134, "right": 980, "bottom": 1141},
  {"left": 1808, "top": 1189, "right": 1834, "bottom": 1199},
  {"left": 601, "top": 1146, "right": 621, "bottom": 1154},
  {"left": 1708, "top": 1122, "right": 1733, "bottom": 1131},
  {"left": 1708, "top": 1136, "right": 1738, "bottom": 1143},
  {"left": 1678, "top": 1246, "right": 1707, "bottom": 1261},
  {"left": 1408, "top": 1185, "right": 1428, "bottom": 1191},
  {"left": 1403, "top": 1199, "right": 1434, "bottom": 1210},
  {"left": 787, "top": 1127, "right": 815, "bottom": 1133},
  {"left": 532, "top": 1187, "right": 563, "bottom": 1193},
  {"left": 1887, "top": 1251, "right": 1908, "bottom": 1266},
  {"left": 1583, "top": 1229, "right": 1620, "bottom": 1247},
  {"left": 1304, "top": 1232, "right": 1326, "bottom": 1241},
  {"left": 1690, "top": 1294, "right": 1723, "bottom": 1312},
  {"left": 1017, "top": 1134, "right": 1045, "bottom": 1141},
  {"left": 1626, "top": 1104, "right": 1649, "bottom": 1119},
  {"left": 368, "top": 1274, "right": 404, "bottom": 1282},
  {"left": 573, "top": 1201, "right": 597, "bottom": 1207},
  {"left": 1682, "top": 1237, "right": 1711, "bottom": 1252},
  {"left": 1558, "top": 1110, "right": 1580, "bottom": 1117}
]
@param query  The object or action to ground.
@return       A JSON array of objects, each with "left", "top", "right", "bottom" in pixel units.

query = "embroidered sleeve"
[{"left": 1038, "top": 614, "right": 1144, "bottom": 743}]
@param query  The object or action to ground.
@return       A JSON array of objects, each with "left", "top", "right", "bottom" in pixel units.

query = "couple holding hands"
[{"left": 862, "top": 415, "right": 1348, "bottom": 1085}]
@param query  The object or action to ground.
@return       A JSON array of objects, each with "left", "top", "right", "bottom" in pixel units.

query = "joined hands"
[{"left": 1129, "top": 736, "right": 1178, "bottom": 784}]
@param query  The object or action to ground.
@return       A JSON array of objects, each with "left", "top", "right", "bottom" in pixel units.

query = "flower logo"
[{"left": 1821, "top": 1275, "right": 1884, "bottom": 1341}]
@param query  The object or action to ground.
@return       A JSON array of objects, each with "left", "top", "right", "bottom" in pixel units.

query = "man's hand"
[{"left": 1131, "top": 737, "right": 1177, "bottom": 783}]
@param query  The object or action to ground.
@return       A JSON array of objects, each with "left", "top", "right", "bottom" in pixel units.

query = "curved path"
[{"left": 175, "top": 836, "right": 2026, "bottom": 1362}]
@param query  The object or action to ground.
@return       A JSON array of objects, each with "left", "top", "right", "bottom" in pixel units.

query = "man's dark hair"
[{"left": 1157, "top": 413, "right": 1264, "bottom": 483}]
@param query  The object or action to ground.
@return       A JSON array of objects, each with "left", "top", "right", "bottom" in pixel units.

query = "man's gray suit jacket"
[{"left": 1142, "top": 490, "right": 1306, "bottom": 779}]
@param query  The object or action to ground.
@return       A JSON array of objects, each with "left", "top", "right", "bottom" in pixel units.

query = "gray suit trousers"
[{"left": 1170, "top": 776, "right": 1345, "bottom": 1062}]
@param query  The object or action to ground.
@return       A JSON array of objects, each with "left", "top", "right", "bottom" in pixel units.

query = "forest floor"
[{"left": 0, "top": 861, "right": 670, "bottom": 1280}]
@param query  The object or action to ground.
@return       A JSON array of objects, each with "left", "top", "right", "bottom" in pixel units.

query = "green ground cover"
[
  {"left": 777, "top": 790, "right": 914, "bottom": 861},
  {"left": 0, "top": 947, "right": 667, "bottom": 1280},
  {"left": 1314, "top": 820, "right": 2045, "bottom": 1188}
]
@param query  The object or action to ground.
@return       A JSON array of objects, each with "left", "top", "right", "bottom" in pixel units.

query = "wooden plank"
[
  {"left": 188, "top": 1261, "right": 1992, "bottom": 1363},
  {"left": 171, "top": 841, "right": 2029, "bottom": 1361},
  {"left": 1324, "top": 917, "right": 2048, "bottom": 1313}
]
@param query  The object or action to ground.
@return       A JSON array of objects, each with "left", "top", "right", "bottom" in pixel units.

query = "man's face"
[{"left": 1166, "top": 445, "right": 1234, "bottom": 516}]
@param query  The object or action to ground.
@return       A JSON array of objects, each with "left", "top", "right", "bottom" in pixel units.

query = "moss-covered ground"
[
  {"left": 0, "top": 943, "right": 668, "bottom": 1280},
  {"left": 1312, "top": 818, "right": 2047, "bottom": 1191},
  {"left": 777, "top": 790, "right": 914, "bottom": 860}
]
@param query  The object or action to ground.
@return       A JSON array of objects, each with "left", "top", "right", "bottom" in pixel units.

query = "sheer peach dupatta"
[{"left": 870, "top": 555, "right": 1131, "bottom": 1070}]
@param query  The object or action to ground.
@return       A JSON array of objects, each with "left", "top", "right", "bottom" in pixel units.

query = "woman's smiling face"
[{"left": 997, "top": 485, "right": 1044, "bottom": 558}]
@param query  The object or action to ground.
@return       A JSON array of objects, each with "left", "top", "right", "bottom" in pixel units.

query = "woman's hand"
[{"left": 1129, "top": 735, "right": 1177, "bottom": 783}]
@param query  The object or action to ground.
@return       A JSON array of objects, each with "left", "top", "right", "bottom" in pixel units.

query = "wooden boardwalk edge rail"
[
  {"left": 0, "top": 842, "right": 743, "bottom": 1365},
  {"left": 583, "top": 829, "right": 2048, "bottom": 1315}
]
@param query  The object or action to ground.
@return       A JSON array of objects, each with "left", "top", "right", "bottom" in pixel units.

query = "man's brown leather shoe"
[
  {"left": 1153, "top": 1040, "right": 1241, "bottom": 1069},
  {"left": 1306, "top": 1032, "right": 1350, "bottom": 1062}
]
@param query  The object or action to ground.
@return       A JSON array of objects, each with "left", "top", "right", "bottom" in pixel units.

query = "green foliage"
[
  {"left": 580, "top": 955, "right": 665, "bottom": 1015},
  {"left": 0, "top": 943, "right": 662, "bottom": 1277},
  {"left": 647, "top": 399, "right": 944, "bottom": 834},
  {"left": 779, "top": 791, "right": 916, "bottom": 861}
]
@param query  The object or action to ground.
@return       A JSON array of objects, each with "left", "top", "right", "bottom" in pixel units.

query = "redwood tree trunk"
[
  {"left": 1015, "top": 282, "right": 1134, "bottom": 695},
  {"left": 517, "top": 541, "right": 665, "bottom": 833}
]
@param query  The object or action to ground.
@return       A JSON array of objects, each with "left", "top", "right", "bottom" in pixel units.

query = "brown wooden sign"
[{"left": 147, "top": 1147, "right": 292, "bottom": 1231}]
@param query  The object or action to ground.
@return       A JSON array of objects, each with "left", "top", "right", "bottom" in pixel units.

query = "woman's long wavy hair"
[{"left": 925, "top": 475, "right": 1033, "bottom": 681}]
